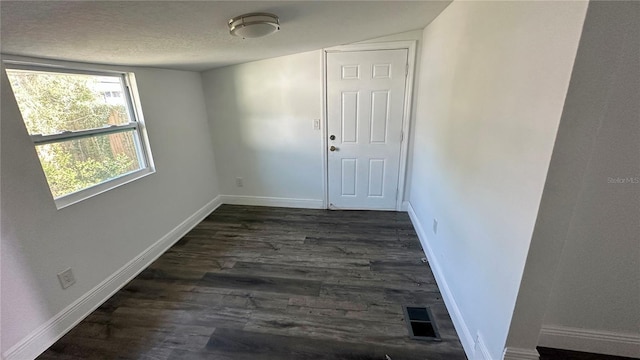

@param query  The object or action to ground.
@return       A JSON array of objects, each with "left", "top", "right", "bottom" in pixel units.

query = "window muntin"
[{"left": 5, "top": 64, "right": 154, "bottom": 206}]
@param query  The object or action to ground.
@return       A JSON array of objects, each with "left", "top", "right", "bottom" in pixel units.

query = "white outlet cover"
[{"left": 57, "top": 268, "right": 76, "bottom": 289}]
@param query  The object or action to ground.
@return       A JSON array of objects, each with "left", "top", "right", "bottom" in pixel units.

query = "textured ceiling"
[{"left": 0, "top": 1, "right": 451, "bottom": 71}]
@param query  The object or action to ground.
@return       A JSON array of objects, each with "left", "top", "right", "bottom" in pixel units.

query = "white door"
[{"left": 327, "top": 49, "right": 408, "bottom": 210}]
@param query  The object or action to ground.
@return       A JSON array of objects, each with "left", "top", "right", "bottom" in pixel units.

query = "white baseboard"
[
  {"left": 400, "top": 201, "right": 409, "bottom": 211},
  {"left": 475, "top": 332, "right": 493, "bottom": 360},
  {"left": 539, "top": 325, "right": 640, "bottom": 358},
  {"left": 406, "top": 202, "right": 477, "bottom": 359},
  {"left": 502, "top": 347, "right": 540, "bottom": 360},
  {"left": 219, "top": 195, "right": 324, "bottom": 209},
  {"left": 2, "top": 196, "right": 223, "bottom": 360}
]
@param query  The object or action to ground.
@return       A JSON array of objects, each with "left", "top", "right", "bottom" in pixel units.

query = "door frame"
[{"left": 321, "top": 40, "right": 417, "bottom": 211}]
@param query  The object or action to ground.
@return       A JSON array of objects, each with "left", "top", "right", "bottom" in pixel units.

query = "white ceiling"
[{"left": 0, "top": 1, "right": 451, "bottom": 71}]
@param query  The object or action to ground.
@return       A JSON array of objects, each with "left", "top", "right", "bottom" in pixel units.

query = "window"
[{"left": 5, "top": 63, "right": 155, "bottom": 208}]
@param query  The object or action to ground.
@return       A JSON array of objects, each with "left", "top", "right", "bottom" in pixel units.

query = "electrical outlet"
[
  {"left": 57, "top": 268, "right": 76, "bottom": 289},
  {"left": 313, "top": 119, "right": 320, "bottom": 130},
  {"left": 432, "top": 218, "right": 438, "bottom": 235},
  {"left": 235, "top": 177, "right": 243, "bottom": 187}
]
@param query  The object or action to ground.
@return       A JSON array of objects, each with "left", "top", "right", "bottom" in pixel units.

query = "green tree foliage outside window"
[{"left": 7, "top": 70, "right": 142, "bottom": 198}]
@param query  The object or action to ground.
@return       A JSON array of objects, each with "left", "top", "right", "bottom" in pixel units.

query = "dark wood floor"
[{"left": 38, "top": 205, "right": 467, "bottom": 360}]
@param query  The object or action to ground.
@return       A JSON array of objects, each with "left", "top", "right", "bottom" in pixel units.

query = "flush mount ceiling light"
[{"left": 228, "top": 13, "right": 280, "bottom": 39}]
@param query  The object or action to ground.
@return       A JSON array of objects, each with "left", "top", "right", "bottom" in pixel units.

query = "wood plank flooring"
[{"left": 38, "top": 205, "right": 467, "bottom": 360}]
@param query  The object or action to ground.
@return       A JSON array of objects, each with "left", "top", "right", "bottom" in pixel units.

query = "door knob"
[{"left": 330, "top": 146, "right": 337, "bottom": 152}]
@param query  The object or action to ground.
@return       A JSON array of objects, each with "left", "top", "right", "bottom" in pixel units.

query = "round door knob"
[{"left": 330, "top": 146, "right": 337, "bottom": 152}]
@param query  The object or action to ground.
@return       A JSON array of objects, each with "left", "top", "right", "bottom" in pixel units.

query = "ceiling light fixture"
[{"left": 228, "top": 13, "right": 280, "bottom": 39}]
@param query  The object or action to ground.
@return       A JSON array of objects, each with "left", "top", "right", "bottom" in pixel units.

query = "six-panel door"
[{"left": 327, "top": 49, "right": 408, "bottom": 210}]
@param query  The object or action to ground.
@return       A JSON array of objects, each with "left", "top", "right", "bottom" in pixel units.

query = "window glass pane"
[
  {"left": 36, "top": 130, "right": 142, "bottom": 198},
  {"left": 5, "top": 69, "right": 132, "bottom": 136}
]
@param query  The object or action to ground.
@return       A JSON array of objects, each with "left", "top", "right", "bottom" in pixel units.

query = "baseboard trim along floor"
[
  {"left": 3, "top": 197, "right": 223, "bottom": 360},
  {"left": 36, "top": 205, "right": 466, "bottom": 360}
]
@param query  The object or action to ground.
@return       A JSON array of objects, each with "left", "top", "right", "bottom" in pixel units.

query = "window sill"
[{"left": 54, "top": 167, "right": 156, "bottom": 210}]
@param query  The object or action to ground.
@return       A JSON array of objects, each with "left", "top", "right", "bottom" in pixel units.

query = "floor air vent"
[{"left": 403, "top": 306, "right": 441, "bottom": 341}]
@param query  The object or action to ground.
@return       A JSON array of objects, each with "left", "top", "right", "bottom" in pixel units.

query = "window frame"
[{"left": 4, "top": 60, "right": 156, "bottom": 209}]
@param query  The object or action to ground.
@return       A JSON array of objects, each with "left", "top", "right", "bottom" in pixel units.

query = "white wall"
[
  {"left": 406, "top": 2, "right": 587, "bottom": 359},
  {"left": 542, "top": 0, "right": 640, "bottom": 343},
  {"left": 544, "top": 0, "right": 640, "bottom": 339},
  {"left": 506, "top": 2, "right": 640, "bottom": 357},
  {"left": 201, "top": 50, "right": 324, "bottom": 208},
  {"left": 1, "top": 57, "right": 220, "bottom": 357},
  {"left": 201, "top": 31, "right": 423, "bottom": 208}
]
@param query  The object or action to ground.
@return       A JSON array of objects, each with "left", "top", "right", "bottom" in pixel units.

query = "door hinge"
[
  {"left": 406, "top": 63, "right": 409, "bottom": 77},
  {"left": 401, "top": 131, "right": 404, "bottom": 142}
]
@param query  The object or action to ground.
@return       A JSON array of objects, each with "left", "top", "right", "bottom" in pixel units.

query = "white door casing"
[{"left": 326, "top": 49, "right": 408, "bottom": 210}]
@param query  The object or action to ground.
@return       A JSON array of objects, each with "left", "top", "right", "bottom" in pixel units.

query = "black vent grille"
[{"left": 403, "top": 306, "right": 441, "bottom": 341}]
